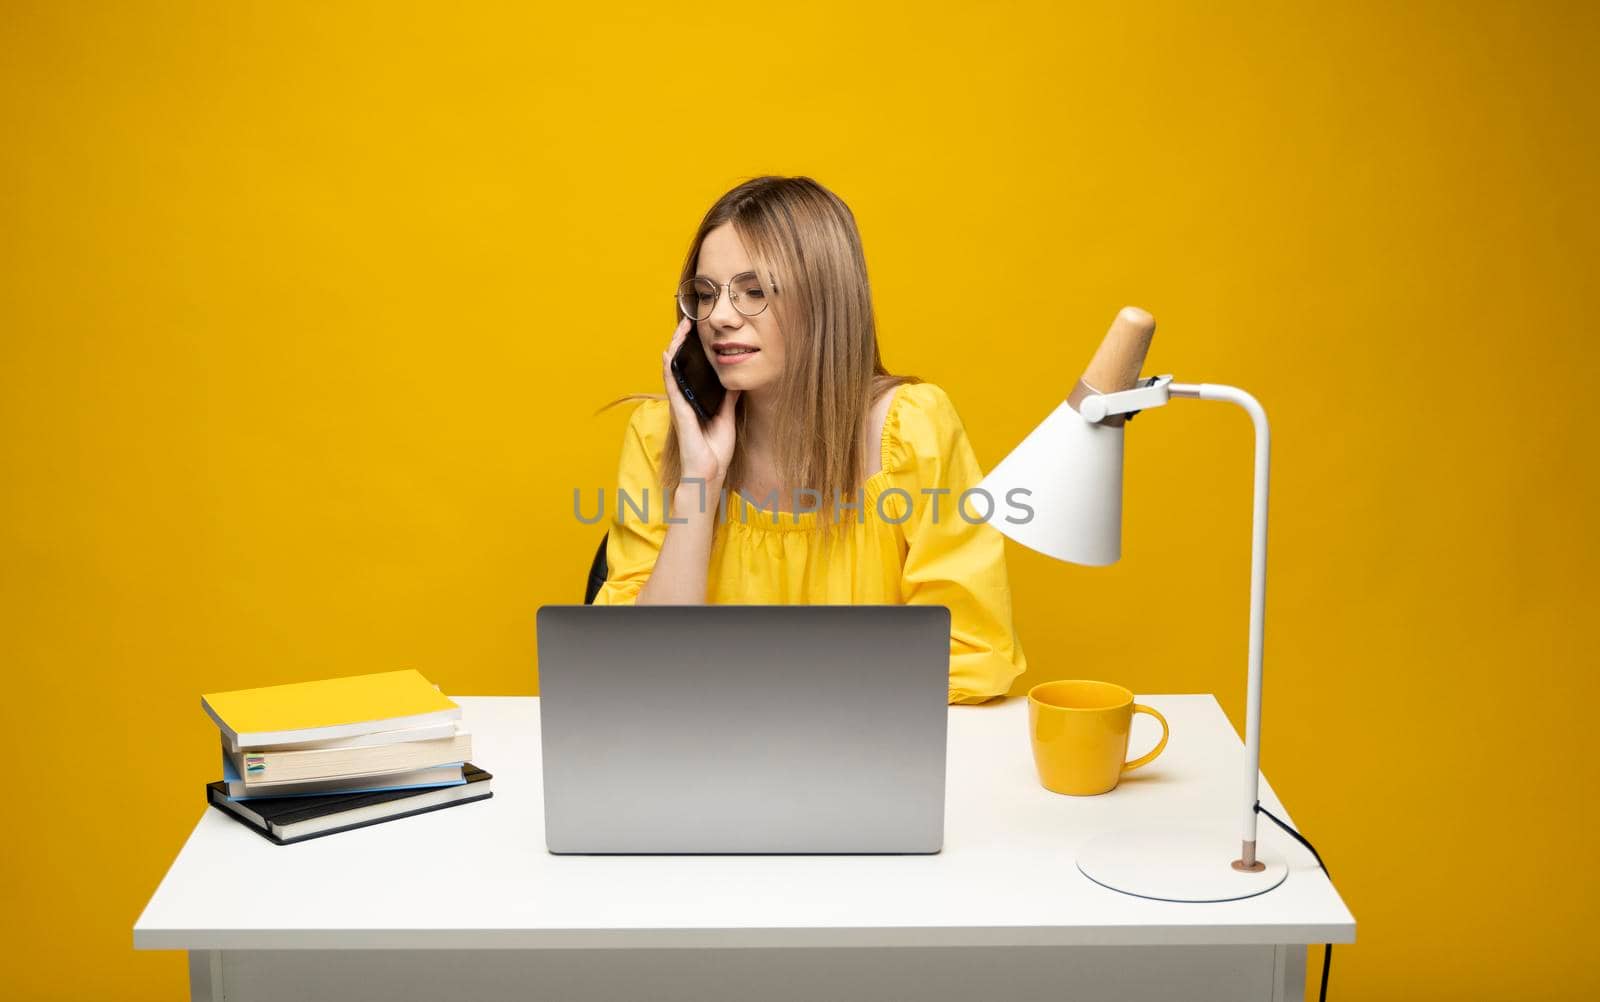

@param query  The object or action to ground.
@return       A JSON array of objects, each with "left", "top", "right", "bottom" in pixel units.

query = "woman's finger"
[
  {"left": 661, "top": 319, "right": 691, "bottom": 391},
  {"left": 664, "top": 317, "right": 690, "bottom": 357},
  {"left": 661, "top": 345, "right": 702, "bottom": 434}
]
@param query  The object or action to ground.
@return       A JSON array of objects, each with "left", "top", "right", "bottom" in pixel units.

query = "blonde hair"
[{"left": 599, "top": 175, "right": 920, "bottom": 540}]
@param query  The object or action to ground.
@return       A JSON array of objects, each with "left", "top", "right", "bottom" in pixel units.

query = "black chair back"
[{"left": 583, "top": 531, "right": 609, "bottom": 604}]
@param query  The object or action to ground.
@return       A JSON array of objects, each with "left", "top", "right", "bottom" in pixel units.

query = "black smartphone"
[{"left": 670, "top": 327, "right": 727, "bottom": 422}]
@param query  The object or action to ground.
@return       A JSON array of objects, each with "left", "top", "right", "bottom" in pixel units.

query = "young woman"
[{"left": 592, "top": 176, "right": 1027, "bottom": 704}]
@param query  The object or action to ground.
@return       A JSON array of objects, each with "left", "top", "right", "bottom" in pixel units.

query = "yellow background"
[{"left": 3, "top": 2, "right": 1596, "bottom": 998}]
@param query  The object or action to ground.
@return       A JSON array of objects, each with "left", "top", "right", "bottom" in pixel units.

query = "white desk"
[{"left": 135, "top": 695, "right": 1355, "bottom": 1002}]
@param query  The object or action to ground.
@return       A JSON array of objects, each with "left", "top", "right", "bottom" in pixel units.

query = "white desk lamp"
[{"left": 976, "top": 307, "right": 1287, "bottom": 903}]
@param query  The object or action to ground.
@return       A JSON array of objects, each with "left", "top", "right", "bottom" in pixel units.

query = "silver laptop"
[{"left": 535, "top": 604, "right": 951, "bottom": 854}]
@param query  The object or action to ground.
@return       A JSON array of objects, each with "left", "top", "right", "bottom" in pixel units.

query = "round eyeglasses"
[{"left": 675, "top": 271, "right": 777, "bottom": 322}]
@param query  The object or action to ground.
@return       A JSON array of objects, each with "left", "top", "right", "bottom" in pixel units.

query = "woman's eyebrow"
[{"left": 695, "top": 269, "right": 759, "bottom": 281}]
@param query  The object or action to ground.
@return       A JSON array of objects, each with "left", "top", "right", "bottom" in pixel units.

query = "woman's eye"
[{"left": 746, "top": 290, "right": 764, "bottom": 299}]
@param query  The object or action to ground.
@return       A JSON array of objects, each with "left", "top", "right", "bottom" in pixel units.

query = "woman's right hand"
[{"left": 663, "top": 318, "right": 741, "bottom": 486}]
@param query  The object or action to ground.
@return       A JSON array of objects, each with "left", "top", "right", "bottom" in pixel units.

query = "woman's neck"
[{"left": 739, "top": 388, "right": 779, "bottom": 457}]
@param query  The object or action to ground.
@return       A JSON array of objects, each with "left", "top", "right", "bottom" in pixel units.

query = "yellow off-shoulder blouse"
[{"left": 591, "top": 381, "right": 1028, "bottom": 704}]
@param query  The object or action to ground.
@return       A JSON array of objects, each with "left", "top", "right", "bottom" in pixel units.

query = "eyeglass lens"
[{"left": 677, "top": 274, "right": 769, "bottom": 321}]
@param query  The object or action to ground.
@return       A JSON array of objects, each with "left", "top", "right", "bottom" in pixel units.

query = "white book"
[
  {"left": 248, "top": 720, "right": 459, "bottom": 752},
  {"left": 218, "top": 757, "right": 466, "bottom": 800},
  {"left": 225, "top": 726, "right": 474, "bottom": 788}
]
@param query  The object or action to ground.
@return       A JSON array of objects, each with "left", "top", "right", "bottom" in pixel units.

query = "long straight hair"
[{"left": 600, "top": 176, "right": 920, "bottom": 539}]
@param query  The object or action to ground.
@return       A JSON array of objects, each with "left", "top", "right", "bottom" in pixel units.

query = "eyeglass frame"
[{"left": 673, "top": 271, "right": 781, "bottom": 322}]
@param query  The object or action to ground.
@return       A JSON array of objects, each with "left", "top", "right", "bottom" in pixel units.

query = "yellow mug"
[{"left": 1027, "top": 679, "right": 1170, "bottom": 796}]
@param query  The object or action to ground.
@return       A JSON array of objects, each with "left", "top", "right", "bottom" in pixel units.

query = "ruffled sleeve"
[
  {"left": 590, "top": 400, "right": 671, "bottom": 606},
  {"left": 884, "top": 383, "right": 1029, "bottom": 703}
]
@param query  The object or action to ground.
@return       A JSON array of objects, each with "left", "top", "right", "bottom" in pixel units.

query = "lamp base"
[{"left": 1076, "top": 827, "right": 1288, "bottom": 902}]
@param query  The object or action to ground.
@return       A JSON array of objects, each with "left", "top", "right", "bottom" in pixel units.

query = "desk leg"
[
  {"left": 187, "top": 950, "right": 223, "bottom": 1002},
  {"left": 1272, "top": 944, "right": 1309, "bottom": 1002}
]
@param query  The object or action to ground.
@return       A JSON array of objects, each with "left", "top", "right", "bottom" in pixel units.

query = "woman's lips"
[{"left": 713, "top": 349, "right": 760, "bottom": 366}]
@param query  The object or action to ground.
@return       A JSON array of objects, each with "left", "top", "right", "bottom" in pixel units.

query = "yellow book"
[{"left": 202, "top": 669, "right": 461, "bottom": 751}]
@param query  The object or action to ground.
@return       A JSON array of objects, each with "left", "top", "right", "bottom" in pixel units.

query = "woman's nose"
[{"left": 709, "top": 291, "right": 743, "bottom": 326}]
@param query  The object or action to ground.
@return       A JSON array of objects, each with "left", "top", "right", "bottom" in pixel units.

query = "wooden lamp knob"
[
  {"left": 1083, "top": 306, "right": 1157, "bottom": 393},
  {"left": 1066, "top": 307, "right": 1157, "bottom": 426}
]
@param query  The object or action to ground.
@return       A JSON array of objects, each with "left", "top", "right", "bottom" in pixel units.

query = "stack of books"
[{"left": 201, "top": 668, "right": 493, "bottom": 845}]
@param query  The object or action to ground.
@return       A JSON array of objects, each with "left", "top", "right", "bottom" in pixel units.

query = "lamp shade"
[{"left": 976, "top": 398, "right": 1124, "bottom": 566}]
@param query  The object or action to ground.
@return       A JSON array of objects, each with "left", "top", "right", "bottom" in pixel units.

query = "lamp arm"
[{"left": 1169, "top": 381, "right": 1271, "bottom": 872}]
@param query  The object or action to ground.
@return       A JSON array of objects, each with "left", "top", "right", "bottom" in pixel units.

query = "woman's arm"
[
  {"left": 639, "top": 320, "right": 741, "bottom": 603},
  {"left": 635, "top": 475, "right": 723, "bottom": 605},
  {"left": 891, "top": 384, "right": 1029, "bottom": 703},
  {"left": 598, "top": 319, "right": 739, "bottom": 605}
]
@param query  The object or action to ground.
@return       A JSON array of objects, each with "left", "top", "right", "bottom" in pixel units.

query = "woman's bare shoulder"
[{"left": 865, "top": 386, "right": 898, "bottom": 478}]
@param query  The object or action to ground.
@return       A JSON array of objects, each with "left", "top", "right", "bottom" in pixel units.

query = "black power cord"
[{"left": 1253, "top": 801, "right": 1333, "bottom": 1002}]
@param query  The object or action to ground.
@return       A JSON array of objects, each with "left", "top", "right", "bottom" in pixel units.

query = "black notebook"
[{"left": 207, "top": 763, "right": 493, "bottom": 845}]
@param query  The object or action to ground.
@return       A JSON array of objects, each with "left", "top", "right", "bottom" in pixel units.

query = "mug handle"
[{"left": 1122, "top": 704, "right": 1170, "bottom": 772}]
